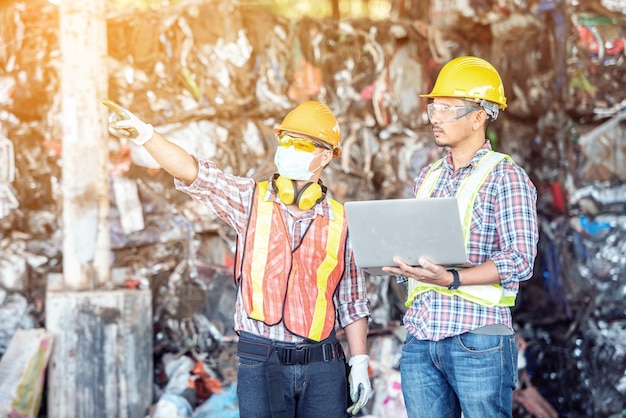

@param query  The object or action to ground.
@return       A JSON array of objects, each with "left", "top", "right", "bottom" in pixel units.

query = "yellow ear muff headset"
[{"left": 272, "top": 173, "right": 326, "bottom": 211}]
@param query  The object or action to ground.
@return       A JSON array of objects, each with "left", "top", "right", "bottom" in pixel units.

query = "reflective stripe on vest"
[
  {"left": 248, "top": 182, "right": 274, "bottom": 321},
  {"left": 308, "top": 198, "right": 344, "bottom": 340},
  {"left": 406, "top": 151, "right": 516, "bottom": 307},
  {"left": 240, "top": 181, "right": 346, "bottom": 341}
]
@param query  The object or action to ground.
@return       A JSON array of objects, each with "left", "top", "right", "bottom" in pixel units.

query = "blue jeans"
[
  {"left": 237, "top": 332, "right": 348, "bottom": 418},
  {"left": 400, "top": 333, "right": 517, "bottom": 418}
]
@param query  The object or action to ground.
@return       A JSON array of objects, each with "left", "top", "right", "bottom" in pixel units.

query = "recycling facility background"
[{"left": 1, "top": 0, "right": 626, "bottom": 417}]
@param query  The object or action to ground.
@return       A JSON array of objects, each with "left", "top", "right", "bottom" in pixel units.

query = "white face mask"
[{"left": 274, "top": 146, "right": 319, "bottom": 180}]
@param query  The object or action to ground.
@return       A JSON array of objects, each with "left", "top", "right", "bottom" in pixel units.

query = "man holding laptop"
[{"left": 382, "top": 56, "right": 539, "bottom": 417}]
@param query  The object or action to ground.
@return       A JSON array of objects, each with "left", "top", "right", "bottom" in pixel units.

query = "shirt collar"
[
  {"left": 263, "top": 187, "right": 333, "bottom": 220},
  {"left": 444, "top": 141, "right": 493, "bottom": 171}
]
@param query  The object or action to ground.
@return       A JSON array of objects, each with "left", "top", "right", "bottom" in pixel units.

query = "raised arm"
[{"left": 103, "top": 99, "right": 199, "bottom": 185}]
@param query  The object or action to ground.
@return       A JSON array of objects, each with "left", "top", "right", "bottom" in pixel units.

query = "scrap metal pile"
[{"left": 1, "top": 0, "right": 626, "bottom": 416}]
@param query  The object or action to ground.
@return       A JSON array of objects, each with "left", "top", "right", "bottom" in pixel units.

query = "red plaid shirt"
[{"left": 175, "top": 158, "right": 370, "bottom": 343}]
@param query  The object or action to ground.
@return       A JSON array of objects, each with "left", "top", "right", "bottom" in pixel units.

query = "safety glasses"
[
  {"left": 277, "top": 133, "right": 332, "bottom": 153},
  {"left": 426, "top": 103, "right": 482, "bottom": 123}
]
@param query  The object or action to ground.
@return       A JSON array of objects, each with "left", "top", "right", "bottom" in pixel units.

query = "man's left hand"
[
  {"left": 383, "top": 257, "right": 448, "bottom": 286},
  {"left": 347, "top": 354, "right": 372, "bottom": 415}
]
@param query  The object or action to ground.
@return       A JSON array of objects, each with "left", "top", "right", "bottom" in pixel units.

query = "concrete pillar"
[{"left": 46, "top": 289, "right": 153, "bottom": 418}]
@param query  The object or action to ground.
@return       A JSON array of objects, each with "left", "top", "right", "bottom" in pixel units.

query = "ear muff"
[
  {"left": 272, "top": 174, "right": 325, "bottom": 210},
  {"left": 295, "top": 182, "right": 323, "bottom": 211},
  {"left": 274, "top": 175, "right": 297, "bottom": 205}
]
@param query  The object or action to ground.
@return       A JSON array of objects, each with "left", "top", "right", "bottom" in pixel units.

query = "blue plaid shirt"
[{"left": 403, "top": 142, "right": 538, "bottom": 341}]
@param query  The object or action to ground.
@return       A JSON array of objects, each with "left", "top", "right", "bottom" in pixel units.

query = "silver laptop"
[{"left": 344, "top": 197, "right": 472, "bottom": 276}]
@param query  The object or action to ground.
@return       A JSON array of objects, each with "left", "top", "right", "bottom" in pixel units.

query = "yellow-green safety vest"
[{"left": 406, "top": 151, "right": 517, "bottom": 308}]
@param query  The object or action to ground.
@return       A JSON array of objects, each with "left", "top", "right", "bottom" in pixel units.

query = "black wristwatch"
[{"left": 448, "top": 269, "right": 461, "bottom": 290}]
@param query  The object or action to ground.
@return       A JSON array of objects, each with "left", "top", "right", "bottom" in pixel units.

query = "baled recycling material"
[{"left": 1, "top": 0, "right": 626, "bottom": 416}]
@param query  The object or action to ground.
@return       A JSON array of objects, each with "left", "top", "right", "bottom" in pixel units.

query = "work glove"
[
  {"left": 346, "top": 354, "right": 372, "bottom": 416},
  {"left": 103, "top": 99, "right": 154, "bottom": 146}
]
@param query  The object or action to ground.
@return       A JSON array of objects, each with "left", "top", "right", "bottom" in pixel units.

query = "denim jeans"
[
  {"left": 400, "top": 332, "right": 518, "bottom": 418},
  {"left": 237, "top": 332, "right": 348, "bottom": 418}
]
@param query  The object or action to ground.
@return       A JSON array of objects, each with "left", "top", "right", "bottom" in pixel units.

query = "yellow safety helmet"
[
  {"left": 420, "top": 56, "right": 507, "bottom": 111},
  {"left": 274, "top": 101, "right": 342, "bottom": 158}
]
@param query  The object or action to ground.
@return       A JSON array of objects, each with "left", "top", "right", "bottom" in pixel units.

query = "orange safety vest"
[{"left": 236, "top": 181, "right": 348, "bottom": 342}]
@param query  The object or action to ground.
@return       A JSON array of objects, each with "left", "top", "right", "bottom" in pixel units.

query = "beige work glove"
[
  {"left": 346, "top": 354, "right": 372, "bottom": 415},
  {"left": 103, "top": 99, "right": 154, "bottom": 146}
]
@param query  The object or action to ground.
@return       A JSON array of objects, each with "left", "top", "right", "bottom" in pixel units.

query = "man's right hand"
[{"left": 103, "top": 99, "right": 154, "bottom": 146}]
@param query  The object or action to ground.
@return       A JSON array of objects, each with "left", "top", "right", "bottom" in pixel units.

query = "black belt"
[
  {"left": 238, "top": 332, "right": 345, "bottom": 365},
  {"left": 276, "top": 341, "right": 344, "bottom": 365}
]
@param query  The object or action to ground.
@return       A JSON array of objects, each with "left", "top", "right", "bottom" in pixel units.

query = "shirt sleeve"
[
  {"left": 174, "top": 157, "right": 256, "bottom": 234},
  {"left": 490, "top": 163, "right": 539, "bottom": 289},
  {"left": 335, "top": 229, "right": 371, "bottom": 328}
]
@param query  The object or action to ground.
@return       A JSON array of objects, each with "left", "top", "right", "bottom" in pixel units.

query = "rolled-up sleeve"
[
  {"left": 491, "top": 165, "right": 539, "bottom": 289},
  {"left": 174, "top": 158, "right": 255, "bottom": 234},
  {"left": 335, "top": 230, "right": 371, "bottom": 328}
]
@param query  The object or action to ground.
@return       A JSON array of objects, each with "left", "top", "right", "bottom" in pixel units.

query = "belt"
[
  {"left": 238, "top": 332, "right": 345, "bottom": 365},
  {"left": 276, "top": 341, "right": 344, "bottom": 365}
]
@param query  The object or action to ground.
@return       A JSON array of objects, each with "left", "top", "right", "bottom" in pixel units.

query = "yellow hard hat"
[
  {"left": 420, "top": 56, "right": 507, "bottom": 110},
  {"left": 274, "top": 101, "right": 342, "bottom": 158}
]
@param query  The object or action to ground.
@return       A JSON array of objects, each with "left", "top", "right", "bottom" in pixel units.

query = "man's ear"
[
  {"left": 321, "top": 149, "right": 334, "bottom": 166},
  {"left": 472, "top": 109, "right": 488, "bottom": 131}
]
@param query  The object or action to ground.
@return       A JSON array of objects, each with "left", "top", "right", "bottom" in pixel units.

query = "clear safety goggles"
[
  {"left": 426, "top": 102, "right": 482, "bottom": 123},
  {"left": 277, "top": 133, "right": 332, "bottom": 153}
]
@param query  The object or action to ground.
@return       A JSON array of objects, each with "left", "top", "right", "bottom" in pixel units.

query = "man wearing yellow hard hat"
[
  {"left": 105, "top": 100, "right": 372, "bottom": 417},
  {"left": 383, "top": 56, "right": 539, "bottom": 417}
]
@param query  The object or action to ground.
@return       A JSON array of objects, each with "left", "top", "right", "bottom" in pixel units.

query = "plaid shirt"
[
  {"left": 175, "top": 158, "right": 370, "bottom": 343},
  {"left": 404, "top": 142, "right": 538, "bottom": 341}
]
